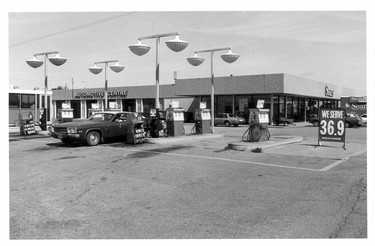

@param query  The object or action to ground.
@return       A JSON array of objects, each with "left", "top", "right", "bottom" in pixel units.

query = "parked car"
[
  {"left": 49, "top": 111, "right": 138, "bottom": 146},
  {"left": 214, "top": 113, "right": 245, "bottom": 127},
  {"left": 360, "top": 114, "right": 367, "bottom": 124},
  {"left": 275, "top": 117, "right": 294, "bottom": 126},
  {"left": 308, "top": 112, "right": 363, "bottom": 128}
]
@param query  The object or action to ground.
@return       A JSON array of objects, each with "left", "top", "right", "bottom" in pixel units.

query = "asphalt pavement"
[{"left": 8, "top": 122, "right": 368, "bottom": 239}]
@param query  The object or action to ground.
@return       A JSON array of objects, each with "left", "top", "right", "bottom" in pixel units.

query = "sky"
[{"left": 7, "top": 1, "right": 371, "bottom": 96}]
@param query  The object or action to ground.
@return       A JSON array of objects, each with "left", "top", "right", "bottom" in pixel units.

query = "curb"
[
  {"left": 9, "top": 128, "right": 50, "bottom": 139},
  {"left": 227, "top": 135, "right": 303, "bottom": 152}
]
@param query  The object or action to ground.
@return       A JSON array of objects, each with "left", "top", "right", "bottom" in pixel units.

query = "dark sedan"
[{"left": 49, "top": 111, "right": 137, "bottom": 146}]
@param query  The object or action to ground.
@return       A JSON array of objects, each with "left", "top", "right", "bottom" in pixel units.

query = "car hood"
[{"left": 53, "top": 120, "right": 105, "bottom": 128}]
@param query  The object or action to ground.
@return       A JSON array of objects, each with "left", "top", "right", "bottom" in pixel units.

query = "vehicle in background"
[
  {"left": 275, "top": 117, "right": 294, "bottom": 126},
  {"left": 214, "top": 113, "right": 245, "bottom": 127},
  {"left": 308, "top": 112, "right": 363, "bottom": 128},
  {"left": 360, "top": 114, "right": 367, "bottom": 124},
  {"left": 49, "top": 111, "right": 137, "bottom": 146}
]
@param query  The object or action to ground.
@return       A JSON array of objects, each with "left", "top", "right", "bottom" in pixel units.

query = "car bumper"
[{"left": 50, "top": 132, "right": 83, "bottom": 140}]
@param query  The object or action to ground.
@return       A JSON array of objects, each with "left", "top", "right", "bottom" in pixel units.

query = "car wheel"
[
  {"left": 85, "top": 131, "right": 101, "bottom": 146},
  {"left": 345, "top": 122, "right": 351, "bottom": 128},
  {"left": 313, "top": 121, "right": 319, "bottom": 127},
  {"left": 224, "top": 121, "right": 231, "bottom": 127}
]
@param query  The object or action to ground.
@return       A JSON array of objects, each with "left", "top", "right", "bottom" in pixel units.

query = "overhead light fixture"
[
  {"left": 165, "top": 35, "right": 189, "bottom": 52},
  {"left": 221, "top": 50, "right": 240, "bottom": 63},
  {"left": 26, "top": 56, "right": 44, "bottom": 68},
  {"left": 129, "top": 40, "right": 151, "bottom": 56},
  {"left": 48, "top": 53, "right": 68, "bottom": 66},
  {"left": 88, "top": 64, "right": 103, "bottom": 74},
  {"left": 187, "top": 54, "right": 205, "bottom": 66},
  {"left": 109, "top": 62, "right": 125, "bottom": 73}
]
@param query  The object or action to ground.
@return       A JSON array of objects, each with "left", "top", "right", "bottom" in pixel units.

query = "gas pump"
[
  {"left": 125, "top": 113, "right": 146, "bottom": 144},
  {"left": 166, "top": 107, "right": 185, "bottom": 137},
  {"left": 243, "top": 108, "right": 270, "bottom": 142},
  {"left": 149, "top": 109, "right": 165, "bottom": 138},
  {"left": 19, "top": 112, "right": 36, "bottom": 135},
  {"left": 59, "top": 108, "right": 74, "bottom": 123},
  {"left": 194, "top": 109, "right": 211, "bottom": 134}
]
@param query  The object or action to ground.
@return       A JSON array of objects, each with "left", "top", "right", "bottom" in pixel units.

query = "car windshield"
[
  {"left": 228, "top": 114, "right": 238, "bottom": 117},
  {"left": 88, "top": 113, "right": 115, "bottom": 122}
]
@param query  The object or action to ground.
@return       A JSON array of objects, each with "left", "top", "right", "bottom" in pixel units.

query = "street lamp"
[
  {"left": 187, "top": 48, "right": 240, "bottom": 133},
  {"left": 129, "top": 32, "right": 188, "bottom": 110},
  {"left": 88, "top": 60, "right": 125, "bottom": 110},
  {"left": 26, "top": 51, "right": 67, "bottom": 130}
]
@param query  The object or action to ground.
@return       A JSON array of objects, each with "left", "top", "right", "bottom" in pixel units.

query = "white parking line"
[
  {"left": 23, "top": 139, "right": 366, "bottom": 172},
  {"left": 113, "top": 147, "right": 322, "bottom": 172},
  {"left": 319, "top": 149, "right": 367, "bottom": 172}
]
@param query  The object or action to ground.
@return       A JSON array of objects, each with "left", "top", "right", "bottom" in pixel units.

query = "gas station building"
[{"left": 50, "top": 73, "right": 355, "bottom": 124}]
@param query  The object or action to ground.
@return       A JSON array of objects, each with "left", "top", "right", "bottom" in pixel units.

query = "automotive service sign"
[{"left": 318, "top": 108, "right": 346, "bottom": 143}]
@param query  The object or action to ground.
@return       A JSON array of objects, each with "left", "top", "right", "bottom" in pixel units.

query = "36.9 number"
[{"left": 320, "top": 120, "right": 344, "bottom": 136}]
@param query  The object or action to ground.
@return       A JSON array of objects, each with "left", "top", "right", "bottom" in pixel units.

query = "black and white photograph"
[{"left": 4, "top": 0, "right": 374, "bottom": 245}]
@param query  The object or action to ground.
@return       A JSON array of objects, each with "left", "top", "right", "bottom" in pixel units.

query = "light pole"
[
  {"left": 187, "top": 48, "right": 240, "bottom": 133},
  {"left": 26, "top": 51, "right": 67, "bottom": 130},
  {"left": 129, "top": 32, "right": 188, "bottom": 110},
  {"left": 88, "top": 60, "right": 125, "bottom": 110}
]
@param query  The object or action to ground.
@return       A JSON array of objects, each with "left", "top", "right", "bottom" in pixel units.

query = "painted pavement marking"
[{"left": 22, "top": 139, "right": 367, "bottom": 172}]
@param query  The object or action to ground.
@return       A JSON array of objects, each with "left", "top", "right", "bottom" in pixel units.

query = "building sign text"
[
  {"left": 324, "top": 86, "right": 334, "bottom": 97},
  {"left": 75, "top": 90, "right": 128, "bottom": 99}
]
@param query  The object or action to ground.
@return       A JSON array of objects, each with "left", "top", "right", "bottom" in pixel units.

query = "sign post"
[{"left": 317, "top": 108, "right": 346, "bottom": 150}]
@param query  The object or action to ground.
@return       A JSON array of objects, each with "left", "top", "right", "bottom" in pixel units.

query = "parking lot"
[{"left": 9, "top": 124, "right": 367, "bottom": 239}]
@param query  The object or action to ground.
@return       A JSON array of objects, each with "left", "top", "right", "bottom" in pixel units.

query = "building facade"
[
  {"left": 340, "top": 96, "right": 367, "bottom": 116},
  {"left": 9, "top": 88, "right": 53, "bottom": 125},
  {"left": 50, "top": 73, "right": 356, "bottom": 124}
]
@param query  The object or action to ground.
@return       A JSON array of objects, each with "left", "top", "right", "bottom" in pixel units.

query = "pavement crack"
[
  {"left": 69, "top": 186, "right": 92, "bottom": 203},
  {"left": 329, "top": 178, "right": 367, "bottom": 238}
]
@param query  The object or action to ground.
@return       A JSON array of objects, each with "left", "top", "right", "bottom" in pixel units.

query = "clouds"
[
  {"left": 8, "top": 11, "right": 367, "bottom": 94},
  {"left": 182, "top": 11, "right": 365, "bottom": 44}
]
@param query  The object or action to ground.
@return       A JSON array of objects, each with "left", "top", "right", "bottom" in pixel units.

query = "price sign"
[{"left": 318, "top": 108, "right": 346, "bottom": 144}]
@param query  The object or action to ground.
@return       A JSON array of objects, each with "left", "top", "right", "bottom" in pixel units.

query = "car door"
[{"left": 108, "top": 113, "right": 128, "bottom": 137}]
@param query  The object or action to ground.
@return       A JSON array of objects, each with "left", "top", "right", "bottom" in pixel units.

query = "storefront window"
[
  {"left": 201, "top": 96, "right": 211, "bottom": 110},
  {"left": 123, "top": 99, "right": 136, "bottom": 112},
  {"left": 216, "top": 95, "right": 233, "bottom": 114},
  {"left": 318, "top": 100, "right": 323, "bottom": 109},
  {"left": 235, "top": 95, "right": 252, "bottom": 119},
  {"left": 55, "top": 100, "right": 63, "bottom": 110},
  {"left": 70, "top": 100, "right": 81, "bottom": 118},
  {"left": 41, "top": 95, "right": 51, "bottom": 109},
  {"left": 86, "top": 100, "right": 99, "bottom": 109},
  {"left": 307, "top": 98, "right": 318, "bottom": 118},
  {"left": 279, "top": 96, "right": 285, "bottom": 117},
  {"left": 107, "top": 99, "right": 117, "bottom": 110},
  {"left": 253, "top": 95, "right": 270, "bottom": 109},
  {"left": 143, "top": 99, "right": 155, "bottom": 113},
  {"left": 272, "top": 96, "right": 279, "bottom": 121},
  {"left": 298, "top": 98, "right": 305, "bottom": 121},
  {"left": 21, "top": 94, "right": 35, "bottom": 108},
  {"left": 286, "top": 96, "right": 293, "bottom": 118},
  {"left": 9, "top": 93, "right": 20, "bottom": 108}
]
